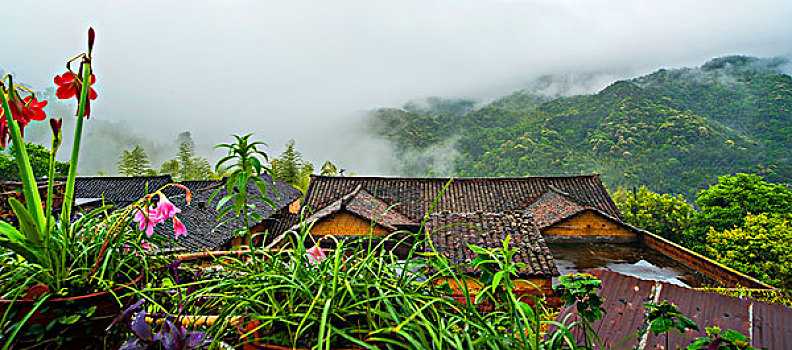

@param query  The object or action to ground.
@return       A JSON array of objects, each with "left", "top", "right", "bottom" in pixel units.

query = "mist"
[{"left": 1, "top": 0, "right": 791, "bottom": 175}]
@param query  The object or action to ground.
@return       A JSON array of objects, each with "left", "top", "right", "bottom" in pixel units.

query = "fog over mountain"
[{"left": 1, "top": 0, "right": 791, "bottom": 175}]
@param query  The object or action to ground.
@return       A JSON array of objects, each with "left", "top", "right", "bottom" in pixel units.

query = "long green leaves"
[
  {"left": 0, "top": 78, "right": 45, "bottom": 229},
  {"left": 211, "top": 134, "right": 273, "bottom": 247}
]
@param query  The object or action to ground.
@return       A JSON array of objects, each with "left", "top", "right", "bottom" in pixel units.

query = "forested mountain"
[{"left": 369, "top": 56, "right": 792, "bottom": 198}]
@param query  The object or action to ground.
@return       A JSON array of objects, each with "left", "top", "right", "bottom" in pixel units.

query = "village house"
[
  {"left": 71, "top": 174, "right": 302, "bottom": 251},
  {"left": 263, "top": 174, "right": 772, "bottom": 293}
]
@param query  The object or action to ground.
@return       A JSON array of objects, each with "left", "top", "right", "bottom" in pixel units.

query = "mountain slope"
[{"left": 368, "top": 56, "right": 791, "bottom": 198}]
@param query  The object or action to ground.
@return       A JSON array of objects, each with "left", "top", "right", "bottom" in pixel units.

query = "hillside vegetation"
[{"left": 370, "top": 56, "right": 792, "bottom": 197}]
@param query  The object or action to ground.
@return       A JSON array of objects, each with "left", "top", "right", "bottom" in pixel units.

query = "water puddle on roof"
[{"left": 549, "top": 243, "right": 713, "bottom": 288}]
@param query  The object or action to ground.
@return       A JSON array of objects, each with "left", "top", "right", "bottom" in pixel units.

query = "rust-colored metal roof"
[
  {"left": 426, "top": 212, "right": 558, "bottom": 277},
  {"left": 303, "top": 175, "right": 622, "bottom": 222},
  {"left": 555, "top": 269, "right": 792, "bottom": 349}
]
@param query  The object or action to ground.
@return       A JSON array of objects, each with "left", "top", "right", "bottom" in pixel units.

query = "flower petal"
[
  {"left": 131, "top": 313, "right": 154, "bottom": 341},
  {"left": 173, "top": 216, "right": 187, "bottom": 238}
]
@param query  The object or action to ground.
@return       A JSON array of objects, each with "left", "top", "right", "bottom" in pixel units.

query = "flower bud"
[
  {"left": 88, "top": 27, "right": 96, "bottom": 55},
  {"left": 50, "top": 118, "right": 63, "bottom": 150}
]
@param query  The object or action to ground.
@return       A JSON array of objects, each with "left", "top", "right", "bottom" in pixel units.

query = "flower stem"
[
  {"left": 60, "top": 62, "right": 91, "bottom": 232},
  {"left": 0, "top": 80, "right": 45, "bottom": 229},
  {"left": 44, "top": 139, "right": 60, "bottom": 236}
]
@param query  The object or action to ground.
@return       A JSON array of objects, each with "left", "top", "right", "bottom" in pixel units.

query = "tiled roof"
[
  {"left": 303, "top": 175, "right": 622, "bottom": 222},
  {"left": 555, "top": 269, "right": 792, "bottom": 350},
  {"left": 289, "top": 185, "right": 414, "bottom": 232},
  {"left": 74, "top": 176, "right": 173, "bottom": 206},
  {"left": 425, "top": 211, "right": 558, "bottom": 277},
  {"left": 154, "top": 174, "right": 302, "bottom": 251},
  {"left": 261, "top": 212, "right": 300, "bottom": 242},
  {"left": 527, "top": 187, "right": 587, "bottom": 228}
]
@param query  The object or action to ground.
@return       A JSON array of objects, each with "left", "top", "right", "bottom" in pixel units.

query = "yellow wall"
[
  {"left": 438, "top": 277, "right": 549, "bottom": 292},
  {"left": 288, "top": 199, "right": 301, "bottom": 214},
  {"left": 310, "top": 212, "right": 391, "bottom": 236},
  {"left": 436, "top": 276, "right": 556, "bottom": 305},
  {"left": 543, "top": 211, "right": 636, "bottom": 242}
]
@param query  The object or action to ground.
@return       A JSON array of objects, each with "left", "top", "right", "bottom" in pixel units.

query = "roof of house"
[
  {"left": 74, "top": 175, "right": 174, "bottom": 206},
  {"left": 302, "top": 175, "right": 622, "bottom": 223},
  {"left": 288, "top": 185, "right": 414, "bottom": 232},
  {"left": 555, "top": 269, "right": 792, "bottom": 350},
  {"left": 526, "top": 187, "right": 589, "bottom": 229},
  {"left": 425, "top": 211, "right": 558, "bottom": 277},
  {"left": 152, "top": 174, "right": 303, "bottom": 251}
]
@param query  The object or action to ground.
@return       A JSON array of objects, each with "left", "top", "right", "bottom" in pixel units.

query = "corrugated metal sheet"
[{"left": 554, "top": 269, "right": 792, "bottom": 350}]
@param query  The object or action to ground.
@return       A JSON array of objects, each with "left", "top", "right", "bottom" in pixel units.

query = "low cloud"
[{"left": 1, "top": 0, "right": 791, "bottom": 175}]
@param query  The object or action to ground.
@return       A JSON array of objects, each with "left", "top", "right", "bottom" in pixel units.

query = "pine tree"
[
  {"left": 161, "top": 131, "right": 214, "bottom": 180},
  {"left": 160, "top": 159, "right": 181, "bottom": 179},
  {"left": 117, "top": 145, "right": 153, "bottom": 176},
  {"left": 320, "top": 160, "right": 339, "bottom": 176},
  {"left": 272, "top": 140, "right": 302, "bottom": 185},
  {"left": 271, "top": 140, "right": 314, "bottom": 191}
]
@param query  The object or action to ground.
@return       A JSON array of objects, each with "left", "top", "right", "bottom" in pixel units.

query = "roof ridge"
[
  {"left": 76, "top": 175, "right": 174, "bottom": 180},
  {"left": 310, "top": 174, "right": 602, "bottom": 181}
]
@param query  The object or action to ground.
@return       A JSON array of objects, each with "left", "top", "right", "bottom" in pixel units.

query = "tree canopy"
[
  {"left": 0, "top": 143, "right": 69, "bottom": 179},
  {"left": 117, "top": 145, "right": 155, "bottom": 177}
]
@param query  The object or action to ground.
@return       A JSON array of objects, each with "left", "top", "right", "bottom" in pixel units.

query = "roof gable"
[
  {"left": 288, "top": 185, "right": 413, "bottom": 232},
  {"left": 526, "top": 187, "right": 588, "bottom": 228},
  {"left": 303, "top": 175, "right": 622, "bottom": 222}
]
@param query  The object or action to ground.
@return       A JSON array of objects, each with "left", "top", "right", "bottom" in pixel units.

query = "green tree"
[
  {"left": 117, "top": 145, "right": 155, "bottom": 176},
  {"left": 159, "top": 159, "right": 180, "bottom": 178},
  {"left": 613, "top": 186, "right": 695, "bottom": 245},
  {"left": 0, "top": 143, "right": 69, "bottom": 179},
  {"left": 688, "top": 173, "right": 792, "bottom": 248},
  {"left": 271, "top": 139, "right": 314, "bottom": 191},
  {"left": 706, "top": 213, "right": 792, "bottom": 289},
  {"left": 161, "top": 132, "right": 214, "bottom": 180},
  {"left": 320, "top": 160, "right": 339, "bottom": 176}
]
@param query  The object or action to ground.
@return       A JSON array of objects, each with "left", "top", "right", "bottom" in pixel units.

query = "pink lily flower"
[
  {"left": 173, "top": 216, "right": 187, "bottom": 238},
  {"left": 306, "top": 245, "right": 327, "bottom": 264},
  {"left": 156, "top": 193, "right": 181, "bottom": 219},
  {"left": 133, "top": 205, "right": 163, "bottom": 237}
]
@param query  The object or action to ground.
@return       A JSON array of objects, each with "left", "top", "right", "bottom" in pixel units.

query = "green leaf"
[
  {"left": 468, "top": 245, "right": 489, "bottom": 255},
  {"left": 215, "top": 194, "right": 233, "bottom": 210},
  {"left": 9, "top": 198, "right": 42, "bottom": 245},
  {"left": 84, "top": 306, "right": 97, "bottom": 318},
  {"left": 518, "top": 301, "right": 536, "bottom": 320},
  {"left": 492, "top": 271, "right": 504, "bottom": 288},
  {"left": 720, "top": 329, "right": 747, "bottom": 343}
]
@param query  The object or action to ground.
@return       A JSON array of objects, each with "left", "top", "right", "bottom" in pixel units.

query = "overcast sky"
[{"left": 2, "top": 0, "right": 792, "bottom": 174}]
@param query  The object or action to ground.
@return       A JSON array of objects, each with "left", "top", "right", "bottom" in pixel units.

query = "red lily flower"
[
  {"left": 0, "top": 90, "right": 47, "bottom": 147},
  {"left": 53, "top": 72, "right": 98, "bottom": 118},
  {"left": 0, "top": 119, "right": 8, "bottom": 148},
  {"left": 22, "top": 96, "right": 47, "bottom": 122}
]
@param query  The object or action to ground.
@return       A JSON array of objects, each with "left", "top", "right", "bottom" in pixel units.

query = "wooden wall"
[
  {"left": 287, "top": 199, "right": 301, "bottom": 214},
  {"left": 310, "top": 212, "right": 390, "bottom": 236},
  {"left": 542, "top": 210, "right": 637, "bottom": 243}
]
